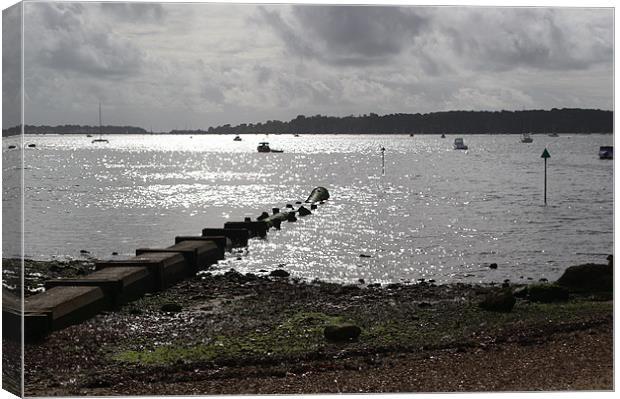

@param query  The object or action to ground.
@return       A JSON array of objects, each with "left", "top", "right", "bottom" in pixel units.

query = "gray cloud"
[
  {"left": 260, "top": 6, "right": 428, "bottom": 66},
  {"left": 99, "top": 2, "right": 164, "bottom": 23},
  {"left": 26, "top": 2, "right": 146, "bottom": 78},
  {"left": 14, "top": 3, "right": 613, "bottom": 131}
]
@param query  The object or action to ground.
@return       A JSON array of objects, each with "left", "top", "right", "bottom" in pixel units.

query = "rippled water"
[{"left": 2, "top": 133, "right": 613, "bottom": 284}]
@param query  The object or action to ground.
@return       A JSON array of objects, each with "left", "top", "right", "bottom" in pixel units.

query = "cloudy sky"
[{"left": 4, "top": 1, "right": 614, "bottom": 131}]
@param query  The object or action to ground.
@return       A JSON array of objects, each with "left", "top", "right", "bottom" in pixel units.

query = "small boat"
[
  {"left": 233, "top": 135, "right": 242, "bottom": 141},
  {"left": 92, "top": 103, "right": 109, "bottom": 144},
  {"left": 453, "top": 138, "right": 468, "bottom": 150},
  {"left": 86, "top": 134, "right": 93, "bottom": 138},
  {"left": 27, "top": 143, "right": 36, "bottom": 148},
  {"left": 294, "top": 134, "right": 300, "bottom": 137},
  {"left": 441, "top": 134, "right": 446, "bottom": 138},
  {"left": 409, "top": 133, "right": 414, "bottom": 137},
  {"left": 548, "top": 133, "right": 559, "bottom": 137},
  {"left": 257, "top": 142, "right": 284, "bottom": 153},
  {"left": 599, "top": 146, "right": 613, "bottom": 159},
  {"left": 521, "top": 133, "right": 533, "bottom": 143}
]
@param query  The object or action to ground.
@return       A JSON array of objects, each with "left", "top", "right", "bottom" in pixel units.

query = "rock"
[
  {"left": 478, "top": 290, "right": 516, "bottom": 313},
  {"left": 539, "top": 278, "right": 548, "bottom": 282},
  {"left": 160, "top": 303, "right": 182, "bottom": 313},
  {"left": 513, "top": 286, "right": 529, "bottom": 298},
  {"left": 527, "top": 284, "right": 569, "bottom": 303},
  {"left": 112, "top": 252, "right": 118, "bottom": 255},
  {"left": 269, "top": 269, "right": 290, "bottom": 278},
  {"left": 324, "top": 324, "right": 361, "bottom": 342},
  {"left": 359, "top": 254, "right": 371, "bottom": 258},
  {"left": 79, "top": 249, "right": 90, "bottom": 254},
  {"left": 418, "top": 302, "right": 432, "bottom": 308},
  {"left": 489, "top": 263, "right": 498, "bottom": 269},
  {"left": 257, "top": 212, "right": 269, "bottom": 221},
  {"left": 557, "top": 263, "right": 613, "bottom": 292},
  {"left": 367, "top": 283, "right": 381, "bottom": 288},
  {"left": 128, "top": 308, "right": 143, "bottom": 315},
  {"left": 358, "top": 278, "right": 365, "bottom": 284},
  {"left": 386, "top": 283, "right": 401, "bottom": 290},
  {"left": 287, "top": 213, "right": 297, "bottom": 222},
  {"left": 607, "top": 255, "right": 613, "bottom": 267}
]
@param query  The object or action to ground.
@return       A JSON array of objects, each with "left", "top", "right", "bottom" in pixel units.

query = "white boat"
[
  {"left": 453, "top": 138, "right": 468, "bottom": 150},
  {"left": 233, "top": 135, "right": 242, "bottom": 141},
  {"left": 92, "top": 103, "right": 109, "bottom": 144},
  {"left": 521, "top": 133, "right": 533, "bottom": 143}
]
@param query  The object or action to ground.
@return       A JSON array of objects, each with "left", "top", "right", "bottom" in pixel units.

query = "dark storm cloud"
[{"left": 260, "top": 5, "right": 428, "bottom": 66}]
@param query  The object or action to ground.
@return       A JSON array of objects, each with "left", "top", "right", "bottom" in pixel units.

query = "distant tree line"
[
  {"left": 3, "top": 108, "right": 613, "bottom": 136},
  {"left": 2, "top": 125, "right": 148, "bottom": 136},
  {"left": 195, "top": 108, "right": 612, "bottom": 135}
]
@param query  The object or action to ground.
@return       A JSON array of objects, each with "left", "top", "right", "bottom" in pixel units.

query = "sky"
[{"left": 2, "top": 1, "right": 614, "bottom": 131}]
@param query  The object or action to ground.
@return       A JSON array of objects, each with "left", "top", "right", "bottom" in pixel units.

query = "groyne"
[{"left": 2, "top": 187, "right": 330, "bottom": 341}]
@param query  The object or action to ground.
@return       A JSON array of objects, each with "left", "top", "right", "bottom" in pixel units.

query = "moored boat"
[
  {"left": 599, "top": 146, "right": 613, "bottom": 159},
  {"left": 521, "top": 133, "right": 533, "bottom": 143},
  {"left": 257, "top": 142, "right": 284, "bottom": 153},
  {"left": 453, "top": 138, "right": 468, "bottom": 150}
]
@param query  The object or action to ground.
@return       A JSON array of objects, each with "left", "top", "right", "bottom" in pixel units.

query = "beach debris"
[
  {"left": 323, "top": 324, "right": 361, "bottom": 342},
  {"left": 269, "top": 269, "right": 290, "bottom": 278},
  {"left": 478, "top": 290, "right": 516, "bottom": 313},
  {"left": 160, "top": 303, "right": 182, "bottom": 313},
  {"left": 526, "top": 284, "right": 569, "bottom": 303},
  {"left": 557, "top": 263, "right": 613, "bottom": 292},
  {"left": 489, "top": 263, "right": 498, "bottom": 269}
]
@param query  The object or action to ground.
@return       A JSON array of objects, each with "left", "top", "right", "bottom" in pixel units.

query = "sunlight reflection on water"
[{"left": 2, "top": 133, "right": 613, "bottom": 284}]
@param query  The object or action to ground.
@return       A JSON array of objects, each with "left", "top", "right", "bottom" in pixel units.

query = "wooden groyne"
[{"left": 3, "top": 187, "right": 330, "bottom": 342}]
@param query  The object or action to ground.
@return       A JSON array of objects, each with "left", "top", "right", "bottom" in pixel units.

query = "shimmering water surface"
[{"left": 2, "top": 134, "right": 613, "bottom": 284}]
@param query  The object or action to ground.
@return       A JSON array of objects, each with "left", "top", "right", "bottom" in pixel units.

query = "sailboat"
[{"left": 92, "top": 103, "right": 109, "bottom": 143}]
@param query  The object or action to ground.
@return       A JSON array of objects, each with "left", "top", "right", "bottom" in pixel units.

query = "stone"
[
  {"left": 359, "top": 254, "right": 371, "bottom": 258},
  {"left": 160, "top": 303, "right": 182, "bottom": 313},
  {"left": 489, "top": 263, "right": 498, "bottom": 269},
  {"left": 557, "top": 263, "right": 613, "bottom": 292},
  {"left": 324, "top": 324, "right": 361, "bottom": 342},
  {"left": 526, "top": 284, "right": 569, "bottom": 303},
  {"left": 270, "top": 269, "right": 290, "bottom": 278},
  {"left": 478, "top": 290, "right": 516, "bottom": 313},
  {"left": 513, "top": 286, "right": 529, "bottom": 298}
]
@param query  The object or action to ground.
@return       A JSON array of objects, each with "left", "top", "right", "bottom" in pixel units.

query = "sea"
[{"left": 2, "top": 133, "right": 614, "bottom": 285}]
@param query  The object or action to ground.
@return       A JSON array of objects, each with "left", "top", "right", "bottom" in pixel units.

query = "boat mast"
[{"left": 99, "top": 102, "right": 102, "bottom": 138}]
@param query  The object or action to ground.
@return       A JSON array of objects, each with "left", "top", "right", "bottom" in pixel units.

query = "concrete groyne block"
[
  {"left": 175, "top": 235, "right": 231, "bottom": 253},
  {"left": 24, "top": 286, "right": 107, "bottom": 334},
  {"left": 224, "top": 221, "right": 268, "bottom": 238},
  {"left": 95, "top": 252, "right": 188, "bottom": 291},
  {"left": 136, "top": 240, "right": 223, "bottom": 273},
  {"left": 202, "top": 227, "right": 250, "bottom": 246},
  {"left": 44, "top": 266, "right": 152, "bottom": 307}
]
